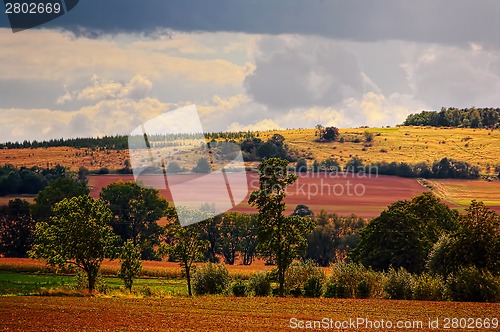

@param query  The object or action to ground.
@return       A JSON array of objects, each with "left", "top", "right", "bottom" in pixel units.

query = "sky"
[{"left": 1, "top": 0, "right": 500, "bottom": 142}]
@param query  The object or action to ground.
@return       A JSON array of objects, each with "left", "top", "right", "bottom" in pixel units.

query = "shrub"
[
  {"left": 74, "top": 272, "right": 108, "bottom": 293},
  {"left": 248, "top": 272, "right": 272, "bottom": 297},
  {"left": 192, "top": 262, "right": 230, "bottom": 295},
  {"left": 290, "top": 286, "right": 303, "bottom": 297},
  {"left": 295, "top": 159, "right": 308, "bottom": 173},
  {"left": 138, "top": 285, "right": 158, "bottom": 297},
  {"left": 445, "top": 267, "right": 500, "bottom": 302},
  {"left": 192, "top": 158, "right": 211, "bottom": 173},
  {"left": 384, "top": 267, "right": 413, "bottom": 300},
  {"left": 303, "top": 276, "right": 323, "bottom": 298},
  {"left": 166, "top": 162, "right": 183, "bottom": 174},
  {"left": 231, "top": 279, "right": 247, "bottom": 297},
  {"left": 285, "top": 260, "right": 326, "bottom": 294},
  {"left": 323, "top": 282, "right": 347, "bottom": 298},
  {"left": 39, "top": 287, "right": 85, "bottom": 297},
  {"left": 119, "top": 240, "right": 142, "bottom": 292},
  {"left": 411, "top": 273, "right": 445, "bottom": 301},
  {"left": 357, "top": 280, "right": 371, "bottom": 299},
  {"left": 329, "top": 262, "right": 383, "bottom": 298},
  {"left": 97, "top": 167, "right": 109, "bottom": 175}
]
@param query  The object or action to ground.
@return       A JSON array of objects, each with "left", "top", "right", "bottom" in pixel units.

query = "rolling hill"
[{"left": 1, "top": 126, "right": 499, "bottom": 175}]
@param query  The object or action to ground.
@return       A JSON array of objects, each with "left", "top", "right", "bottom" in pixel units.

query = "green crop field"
[
  {"left": 425, "top": 178, "right": 500, "bottom": 212},
  {"left": 0, "top": 272, "right": 188, "bottom": 297}
]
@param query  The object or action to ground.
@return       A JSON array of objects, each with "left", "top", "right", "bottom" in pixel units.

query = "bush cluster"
[{"left": 192, "top": 262, "right": 230, "bottom": 295}]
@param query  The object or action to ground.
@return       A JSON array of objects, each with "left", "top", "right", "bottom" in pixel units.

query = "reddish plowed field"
[
  {"left": 1, "top": 296, "right": 498, "bottom": 331},
  {"left": 88, "top": 173, "right": 428, "bottom": 218}
]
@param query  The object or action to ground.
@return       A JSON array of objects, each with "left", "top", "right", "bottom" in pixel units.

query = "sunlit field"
[
  {"left": 1, "top": 127, "right": 499, "bottom": 174},
  {"left": 1, "top": 296, "right": 498, "bottom": 331}
]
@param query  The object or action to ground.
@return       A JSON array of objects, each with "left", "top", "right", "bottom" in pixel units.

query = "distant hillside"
[
  {"left": 0, "top": 127, "right": 499, "bottom": 176},
  {"left": 256, "top": 127, "right": 500, "bottom": 176}
]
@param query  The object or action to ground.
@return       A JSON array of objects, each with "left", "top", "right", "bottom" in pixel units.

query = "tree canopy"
[
  {"left": 161, "top": 208, "right": 210, "bottom": 296},
  {"left": 30, "top": 195, "right": 119, "bottom": 292},
  {"left": 249, "top": 158, "right": 314, "bottom": 296},
  {"left": 31, "top": 177, "right": 90, "bottom": 222},
  {"left": 351, "top": 192, "right": 458, "bottom": 273},
  {"left": 403, "top": 107, "right": 500, "bottom": 128},
  {"left": 100, "top": 181, "right": 168, "bottom": 259},
  {"left": 0, "top": 198, "right": 34, "bottom": 257},
  {"left": 427, "top": 201, "right": 500, "bottom": 277}
]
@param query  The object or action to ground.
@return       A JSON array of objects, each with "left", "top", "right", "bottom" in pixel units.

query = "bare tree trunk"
[{"left": 185, "top": 262, "right": 192, "bottom": 297}]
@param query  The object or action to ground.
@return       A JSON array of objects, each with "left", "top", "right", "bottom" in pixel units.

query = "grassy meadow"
[
  {"left": 426, "top": 178, "right": 500, "bottom": 212},
  {"left": 259, "top": 126, "right": 500, "bottom": 175}
]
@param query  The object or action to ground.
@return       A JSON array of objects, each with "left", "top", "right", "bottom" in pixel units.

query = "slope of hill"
[
  {"left": 0, "top": 127, "right": 499, "bottom": 175},
  {"left": 261, "top": 126, "right": 500, "bottom": 176}
]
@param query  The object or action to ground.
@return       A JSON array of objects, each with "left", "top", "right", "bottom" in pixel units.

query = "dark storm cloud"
[
  {"left": 1, "top": 0, "right": 499, "bottom": 45},
  {"left": 244, "top": 38, "right": 365, "bottom": 109}
]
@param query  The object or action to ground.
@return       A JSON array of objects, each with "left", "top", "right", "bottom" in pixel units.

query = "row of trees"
[
  {"left": 370, "top": 158, "right": 480, "bottom": 179},
  {"left": 403, "top": 107, "right": 500, "bottom": 128},
  {"left": 2, "top": 158, "right": 306, "bottom": 295},
  {"left": 352, "top": 193, "right": 500, "bottom": 280},
  {"left": 0, "top": 164, "right": 67, "bottom": 196},
  {"left": 0, "top": 135, "right": 129, "bottom": 150},
  {"left": 0, "top": 176, "right": 167, "bottom": 259},
  {"left": 0, "top": 131, "right": 260, "bottom": 150},
  {"left": 1, "top": 158, "right": 314, "bottom": 296},
  {"left": 296, "top": 156, "right": 481, "bottom": 179}
]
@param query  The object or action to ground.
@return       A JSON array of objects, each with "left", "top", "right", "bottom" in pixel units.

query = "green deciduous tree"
[
  {"left": 119, "top": 240, "right": 142, "bottom": 292},
  {"left": 100, "top": 181, "right": 168, "bottom": 259},
  {"left": 352, "top": 192, "right": 457, "bottom": 273},
  {"left": 30, "top": 195, "right": 119, "bottom": 292},
  {"left": 316, "top": 126, "right": 340, "bottom": 141},
  {"left": 217, "top": 212, "right": 258, "bottom": 265},
  {"left": 428, "top": 201, "right": 500, "bottom": 277},
  {"left": 455, "top": 201, "right": 500, "bottom": 274},
  {"left": 161, "top": 209, "right": 209, "bottom": 296},
  {"left": 248, "top": 158, "right": 314, "bottom": 296},
  {"left": 31, "top": 177, "right": 89, "bottom": 222},
  {"left": 305, "top": 211, "right": 366, "bottom": 266},
  {"left": 0, "top": 199, "right": 34, "bottom": 257}
]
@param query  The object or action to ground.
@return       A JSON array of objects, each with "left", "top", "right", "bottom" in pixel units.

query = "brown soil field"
[
  {"left": 88, "top": 173, "right": 429, "bottom": 218},
  {"left": 1, "top": 296, "right": 498, "bottom": 331},
  {"left": 0, "top": 146, "right": 129, "bottom": 171}
]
